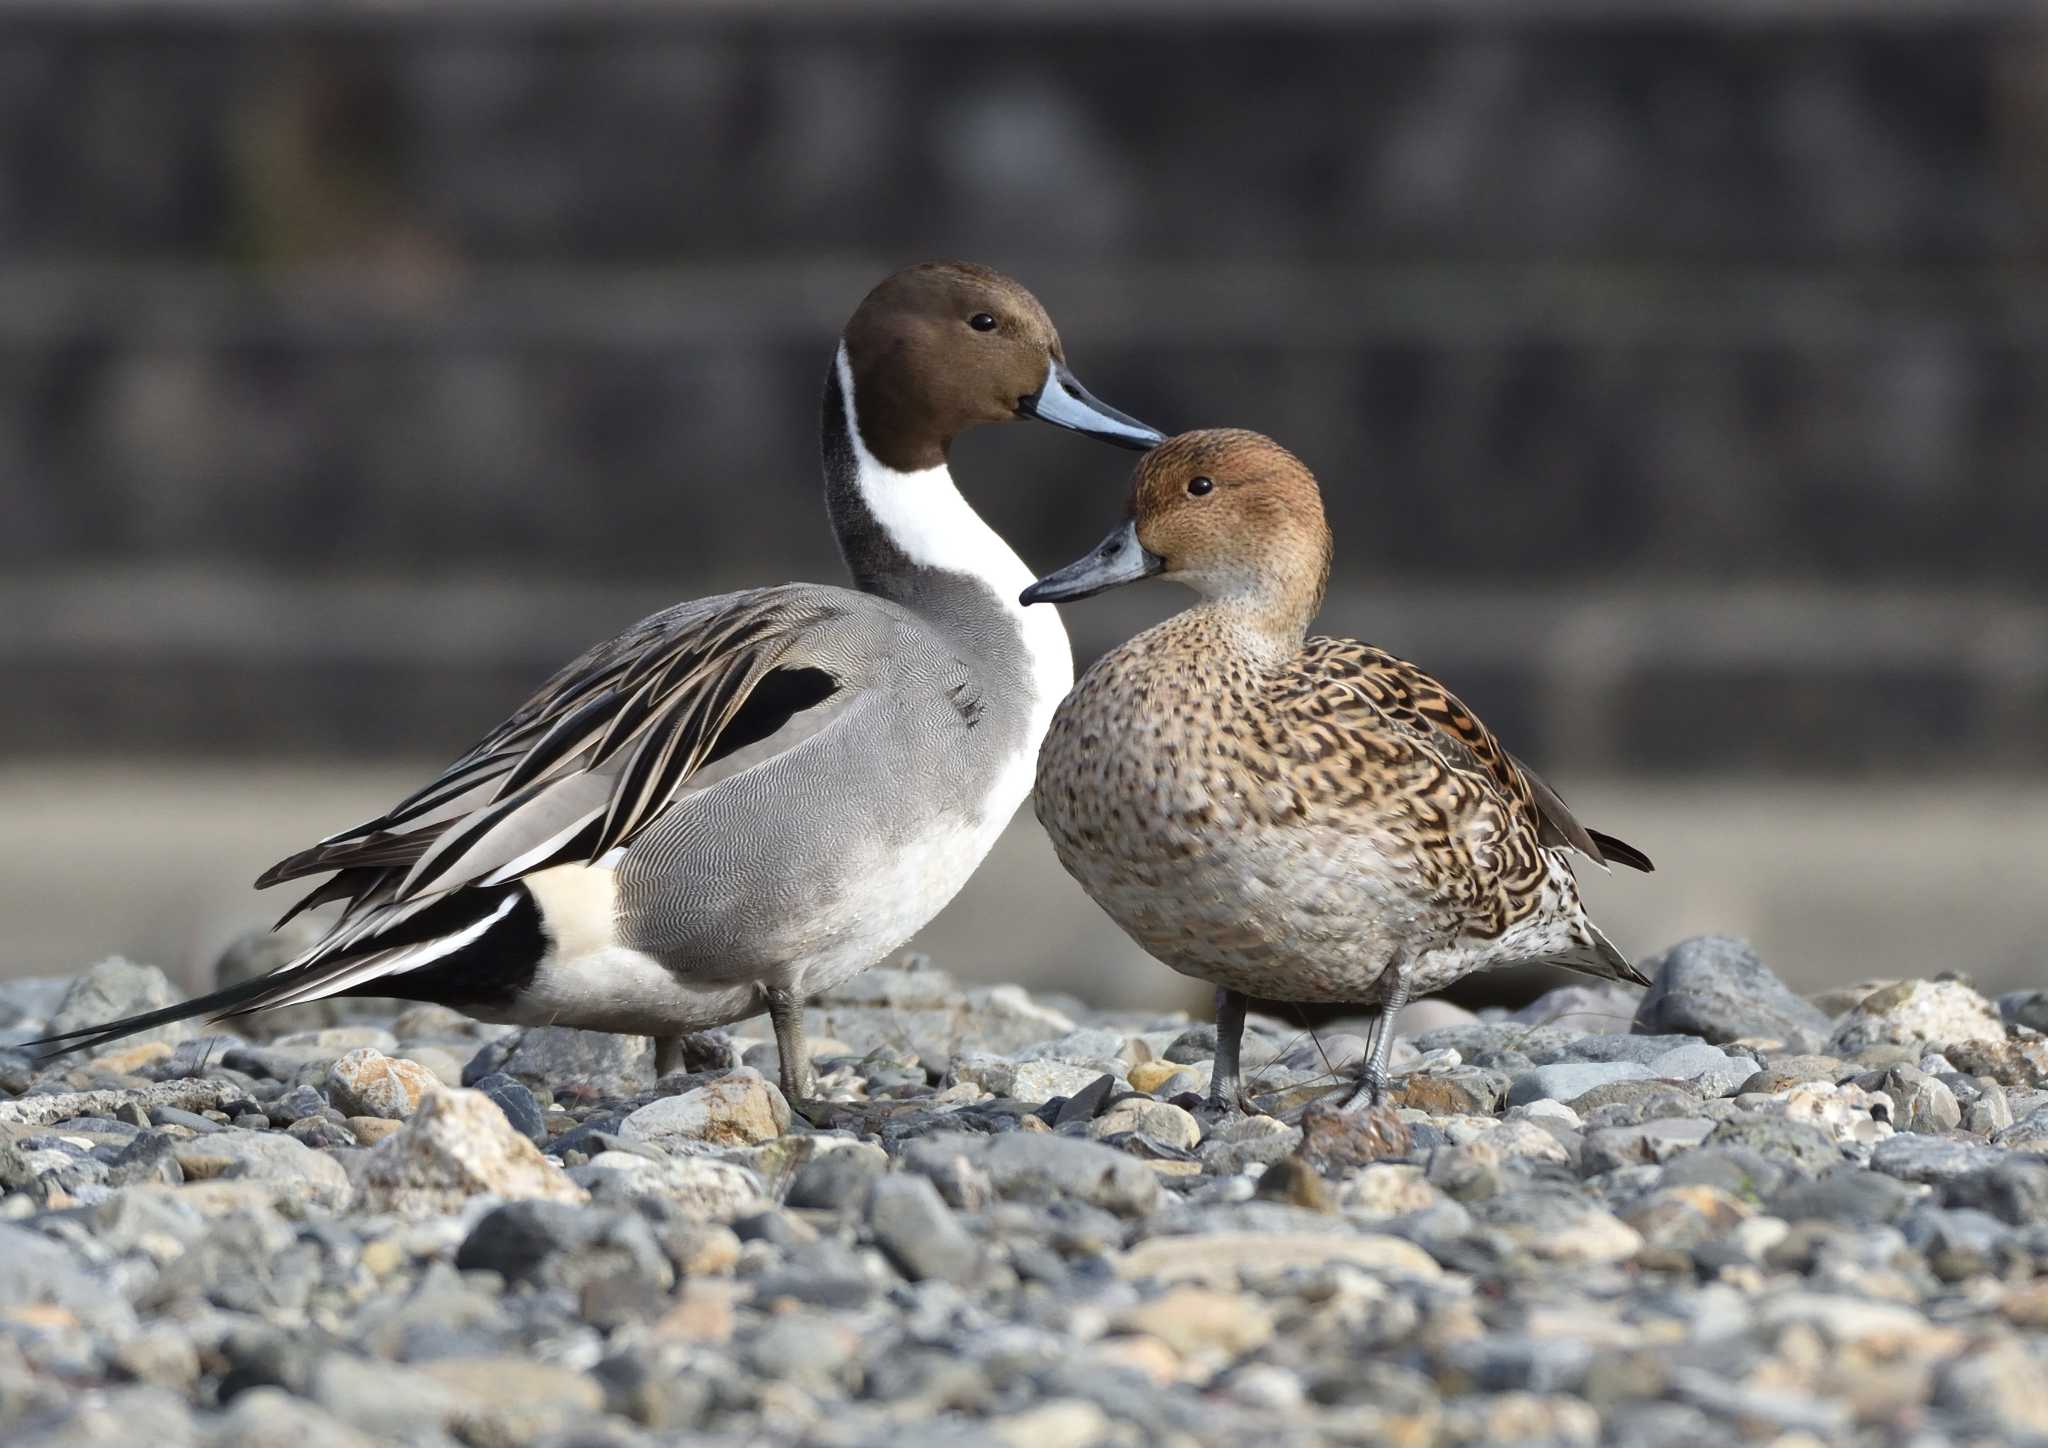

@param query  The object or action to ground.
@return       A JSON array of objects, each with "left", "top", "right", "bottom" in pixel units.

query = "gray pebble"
[
  {"left": 1647, "top": 1042, "right": 1754, "bottom": 1098},
  {"left": 9, "top": 951, "right": 2048, "bottom": 1446},
  {"left": 1506, "top": 1061, "right": 1655, "bottom": 1107},
  {"left": 867, "top": 1174, "right": 981, "bottom": 1284},
  {"left": 1870, "top": 1132, "right": 2005, "bottom": 1185},
  {"left": 472, "top": 1071, "right": 546, "bottom": 1144},
  {"left": 497, "top": 1026, "right": 655, "bottom": 1094},
  {"left": 1632, "top": 935, "right": 1832, "bottom": 1049},
  {"left": 785, "top": 1149, "right": 887, "bottom": 1212}
]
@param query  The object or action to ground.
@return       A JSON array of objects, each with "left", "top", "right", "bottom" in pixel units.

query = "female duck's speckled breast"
[{"left": 1036, "top": 614, "right": 1428, "bottom": 1001}]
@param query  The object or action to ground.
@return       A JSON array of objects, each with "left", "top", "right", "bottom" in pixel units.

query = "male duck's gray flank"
[
  {"left": 30, "top": 262, "right": 1164, "bottom": 1107},
  {"left": 1024, "top": 428, "right": 1651, "bottom": 1116}
]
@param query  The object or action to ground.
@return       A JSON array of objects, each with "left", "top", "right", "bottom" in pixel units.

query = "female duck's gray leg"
[
  {"left": 764, "top": 986, "right": 816, "bottom": 1105},
  {"left": 652, "top": 1036, "right": 688, "bottom": 1078},
  {"left": 1204, "top": 987, "right": 1249, "bottom": 1116},
  {"left": 1345, "top": 965, "right": 1412, "bottom": 1110}
]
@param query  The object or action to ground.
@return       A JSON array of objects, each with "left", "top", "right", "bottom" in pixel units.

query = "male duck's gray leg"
[
  {"left": 764, "top": 986, "right": 817, "bottom": 1105},
  {"left": 652, "top": 1035, "right": 688, "bottom": 1079},
  {"left": 1344, "top": 964, "right": 1412, "bottom": 1110},
  {"left": 1202, "top": 987, "right": 1249, "bottom": 1118}
]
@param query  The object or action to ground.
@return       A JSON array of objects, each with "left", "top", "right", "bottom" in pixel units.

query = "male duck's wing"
[
  {"left": 261, "top": 584, "right": 853, "bottom": 902},
  {"left": 26, "top": 585, "right": 871, "bottom": 1057},
  {"left": 1292, "top": 637, "right": 1653, "bottom": 873}
]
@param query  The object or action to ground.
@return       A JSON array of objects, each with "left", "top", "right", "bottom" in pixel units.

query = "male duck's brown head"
[
  {"left": 1021, "top": 428, "right": 1334, "bottom": 639},
  {"left": 839, "top": 261, "right": 1163, "bottom": 471}
]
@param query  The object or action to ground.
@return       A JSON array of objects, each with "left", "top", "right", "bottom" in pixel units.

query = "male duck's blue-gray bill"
[
  {"left": 1017, "top": 361, "right": 1165, "bottom": 450},
  {"left": 1020, "top": 517, "right": 1165, "bottom": 605}
]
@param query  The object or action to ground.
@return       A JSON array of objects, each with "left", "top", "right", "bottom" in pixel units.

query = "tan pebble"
[
  {"left": 1093, "top": 1332, "right": 1181, "bottom": 1384},
  {"left": 414, "top": 1359, "right": 603, "bottom": 1426},
  {"left": 1254, "top": 1158, "right": 1334, "bottom": 1212},
  {"left": 354, "top": 1087, "right": 585, "bottom": 1214},
  {"left": 327, "top": 1048, "right": 438, "bottom": 1120},
  {"left": 986, "top": 1400, "right": 1111, "bottom": 1448},
  {"left": 1479, "top": 1118, "right": 1571, "bottom": 1164},
  {"left": 1337, "top": 1163, "right": 1439, "bottom": 1218},
  {"left": 359, "top": 1239, "right": 404, "bottom": 1277},
  {"left": 110, "top": 1326, "right": 199, "bottom": 1388},
  {"left": 655, "top": 1281, "right": 737, "bottom": 1343},
  {"left": 348, "top": 1116, "right": 405, "bottom": 1145},
  {"left": 1392, "top": 1074, "right": 1489, "bottom": 1115},
  {"left": 89, "top": 1041, "right": 172, "bottom": 1074},
  {"left": 1297, "top": 1100, "right": 1411, "bottom": 1173},
  {"left": 679, "top": 1224, "right": 743, "bottom": 1276},
  {"left": 1624, "top": 1184, "right": 1753, "bottom": 1250},
  {"left": 1115, "top": 1231, "right": 1440, "bottom": 1287},
  {"left": 617, "top": 1069, "right": 789, "bottom": 1148},
  {"left": 1456, "top": 1392, "right": 1599, "bottom": 1446},
  {"left": 1115, "top": 1284, "right": 1274, "bottom": 1359},
  {"left": 2000, "top": 1279, "right": 2048, "bottom": 1328},
  {"left": 1127, "top": 1060, "right": 1184, "bottom": 1095},
  {"left": 1416, "top": 1298, "right": 1487, "bottom": 1350},
  {"left": 1090, "top": 1098, "right": 1200, "bottom": 1151}
]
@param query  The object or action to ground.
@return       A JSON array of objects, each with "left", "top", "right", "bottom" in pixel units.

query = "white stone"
[
  {"left": 1829, "top": 979, "right": 2005, "bottom": 1054},
  {"left": 619, "top": 1068, "right": 790, "bottom": 1149}
]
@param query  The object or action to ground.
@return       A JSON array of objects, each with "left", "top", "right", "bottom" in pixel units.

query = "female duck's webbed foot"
[
  {"left": 1193, "top": 987, "right": 1254, "bottom": 1124},
  {"left": 1342, "top": 964, "right": 1412, "bottom": 1112}
]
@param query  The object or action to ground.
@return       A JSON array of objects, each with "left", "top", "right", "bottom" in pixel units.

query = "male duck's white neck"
[{"left": 825, "top": 344, "right": 1073, "bottom": 744}]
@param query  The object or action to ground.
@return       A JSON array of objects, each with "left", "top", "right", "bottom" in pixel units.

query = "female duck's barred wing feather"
[{"left": 1291, "top": 637, "right": 1652, "bottom": 873}]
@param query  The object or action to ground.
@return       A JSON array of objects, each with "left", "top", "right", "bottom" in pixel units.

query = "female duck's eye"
[
  {"left": 1187, "top": 476, "right": 1215, "bottom": 497},
  {"left": 968, "top": 312, "right": 997, "bottom": 332}
]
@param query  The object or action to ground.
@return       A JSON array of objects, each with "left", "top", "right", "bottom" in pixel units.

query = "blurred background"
[{"left": 1, "top": 0, "right": 2043, "bottom": 1012}]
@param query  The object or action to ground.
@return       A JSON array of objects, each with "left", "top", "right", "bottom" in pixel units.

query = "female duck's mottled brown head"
[
  {"left": 840, "top": 261, "right": 1163, "bottom": 471},
  {"left": 1022, "top": 428, "right": 1334, "bottom": 640}
]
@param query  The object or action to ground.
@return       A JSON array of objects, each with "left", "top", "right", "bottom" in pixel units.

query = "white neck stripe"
[
  {"left": 832, "top": 342, "right": 1073, "bottom": 794},
  {"left": 834, "top": 344, "right": 1031, "bottom": 590}
]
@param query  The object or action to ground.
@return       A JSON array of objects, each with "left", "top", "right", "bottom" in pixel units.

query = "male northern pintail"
[
  {"left": 33, "top": 262, "right": 1164, "bottom": 1105},
  {"left": 1023, "top": 429, "right": 1650, "bottom": 1115}
]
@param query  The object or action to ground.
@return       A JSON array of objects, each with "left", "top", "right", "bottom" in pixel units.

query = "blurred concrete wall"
[{"left": 1, "top": 0, "right": 2044, "bottom": 776}]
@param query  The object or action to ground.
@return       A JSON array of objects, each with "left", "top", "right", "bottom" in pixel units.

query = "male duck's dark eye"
[
  {"left": 1187, "top": 476, "right": 1215, "bottom": 497},
  {"left": 968, "top": 312, "right": 997, "bottom": 332}
]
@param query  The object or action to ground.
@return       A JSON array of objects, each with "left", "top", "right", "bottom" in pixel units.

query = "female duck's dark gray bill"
[
  {"left": 1018, "top": 361, "right": 1165, "bottom": 450},
  {"left": 1021, "top": 518, "right": 1165, "bottom": 605}
]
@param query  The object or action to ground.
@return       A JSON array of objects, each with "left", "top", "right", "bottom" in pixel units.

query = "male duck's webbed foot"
[
  {"left": 763, "top": 985, "right": 821, "bottom": 1116},
  {"left": 1341, "top": 963, "right": 1413, "bottom": 1112}
]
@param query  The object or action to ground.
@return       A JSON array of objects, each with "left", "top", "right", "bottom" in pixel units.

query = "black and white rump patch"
[{"left": 23, "top": 883, "right": 546, "bottom": 1059}]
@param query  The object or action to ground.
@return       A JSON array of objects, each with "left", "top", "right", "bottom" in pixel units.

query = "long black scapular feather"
[{"left": 1586, "top": 829, "right": 1655, "bottom": 873}]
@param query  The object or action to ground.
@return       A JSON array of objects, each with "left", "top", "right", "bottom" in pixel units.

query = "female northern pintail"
[
  {"left": 34, "top": 262, "right": 1164, "bottom": 1105},
  {"left": 1023, "top": 429, "right": 1650, "bottom": 1115}
]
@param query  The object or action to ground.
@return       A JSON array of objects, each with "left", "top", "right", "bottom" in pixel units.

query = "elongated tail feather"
[{"left": 23, "top": 884, "right": 544, "bottom": 1061}]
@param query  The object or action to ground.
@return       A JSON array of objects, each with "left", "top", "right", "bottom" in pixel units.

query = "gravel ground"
[{"left": 3, "top": 937, "right": 2048, "bottom": 1447}]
